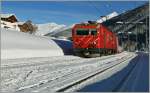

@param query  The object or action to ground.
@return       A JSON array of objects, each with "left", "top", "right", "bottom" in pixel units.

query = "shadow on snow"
[
  {"left": 78, "top": 52, "right": 149, "bottom": 92},
  {"left": 52, "top": 39, "right": 74, "bottom": 55}
]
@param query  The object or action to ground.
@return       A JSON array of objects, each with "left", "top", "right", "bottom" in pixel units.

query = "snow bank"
[{"left": 1, "top": 29, "right": 69, "bottom": 59}]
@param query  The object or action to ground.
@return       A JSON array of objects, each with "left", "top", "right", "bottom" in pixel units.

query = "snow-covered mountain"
[
  {"left": 44, "top": 24, "right": 75, "bottom": 40},
  {"left": 49, "top": 12, "right": 119, "bottom": 39},
  {"left": 49, "top": 24, "right": 75, "bottom": 35},
  {"left": 35, "top": 23, "right": 66, "bottom": 36}
]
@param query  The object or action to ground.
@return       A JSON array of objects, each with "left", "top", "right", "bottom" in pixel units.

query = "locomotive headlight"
[
  {"left": 93, "top": 41, "right": 96, "bottom": 45},
  {"left": 88, "top": 42, "right": 96, "bottom": 48}
]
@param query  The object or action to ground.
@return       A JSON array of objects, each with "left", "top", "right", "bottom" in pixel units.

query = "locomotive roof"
[
  {"left": 75, "top": 23, "right": 116, "bottom": 34},
  {"left": 75, "top": 23, "right": 101, "bottom": 26}
]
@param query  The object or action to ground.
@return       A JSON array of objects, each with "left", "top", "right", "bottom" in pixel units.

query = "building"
[
  {"left": 1, "top": 14, "right": 37, "bottom": 34},
  {"left": 1, "top": 14, "right": 21, "bottom": 31},
  {"left": 18, "top": 20, "right": 37, "bottom": 34},
  {"left": 1, "top": 14, "right": 18, "bottom": 23}
]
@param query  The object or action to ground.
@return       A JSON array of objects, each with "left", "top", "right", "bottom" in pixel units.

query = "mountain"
[
  {"left": 45, "top": 24, "right": 75, "bottom": 39},
  {"left": 48, "top": 12, "right": 119, "bottom": 40},
  {"left": 35, "top": 23, "right": 66, "bottom": 36}
]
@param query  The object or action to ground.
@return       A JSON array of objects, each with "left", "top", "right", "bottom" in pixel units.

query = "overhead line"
[{"left": 87, "top": 0, "right": 102, "bottom": 17}]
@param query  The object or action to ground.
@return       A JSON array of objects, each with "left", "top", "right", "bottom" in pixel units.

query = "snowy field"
[{"left": 1, "top": 52, "right": 136, "bottom": 92}]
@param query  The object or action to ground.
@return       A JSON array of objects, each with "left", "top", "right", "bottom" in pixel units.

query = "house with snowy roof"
[
  {"left": 1, "top": 14, "right": 37, "bottom": 34},
  {"left": 1, "top": 14, "right": 21, "bottom": 31},
  {"left": 1, "top": 14, "right": 18, "bottom": 23}
]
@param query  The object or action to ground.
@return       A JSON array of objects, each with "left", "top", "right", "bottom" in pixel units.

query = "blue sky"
[{"left": 1, "top": 1, "right": 148, "bottom": 26}]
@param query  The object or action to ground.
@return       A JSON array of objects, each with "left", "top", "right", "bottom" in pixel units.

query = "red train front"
[{"left": 72, "top": 22, "right": 118, "bottom": 57}]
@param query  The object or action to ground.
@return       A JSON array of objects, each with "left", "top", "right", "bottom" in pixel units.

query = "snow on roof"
[
  {"left": 1, "top": 14, "right": 16, "bottom": 18},
  {"left": 97, "top": 12, "right": 118, "bottom": 23}
]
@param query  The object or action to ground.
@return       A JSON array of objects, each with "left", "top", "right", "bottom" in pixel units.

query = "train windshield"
[
  {"left": 91, "top": 29, "right": 97, "bottom": 35},
  {"left": 76, "top": 29, "right": 89, "bottom": 35},
  {"left": 76, "top": 29, "right": 97, "bottom": 36}
]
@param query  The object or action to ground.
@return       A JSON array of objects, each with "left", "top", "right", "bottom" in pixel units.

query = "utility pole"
[
  {"left": 116, "top": 21, "right": 124, "bottom": 49},
  {"left": 145, "top": 16, "right": 148, "bottom": 52},
  {"left": 136, "top": 23, "right": 138, "bottom": 51},
  {"left": 128, "top": 32, "right": 132, "bottom": 51}
]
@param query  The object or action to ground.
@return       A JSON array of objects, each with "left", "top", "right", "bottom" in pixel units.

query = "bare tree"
[{"left": 19, "top": 20, "right": 38, "bottom": 34}]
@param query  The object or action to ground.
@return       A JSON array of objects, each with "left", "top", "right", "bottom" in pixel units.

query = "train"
[{"left": 72, "top": 21, "right": 119, "bottom": 57}]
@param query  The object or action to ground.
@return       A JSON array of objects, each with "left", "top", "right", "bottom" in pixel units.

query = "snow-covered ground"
[
  {"left": 1, "top": 28, "right": 73, "bottom": 59},
  {"left": 78, "top": 52, "right": 149, "bottom": 92},
  {"left": 1, "top": 52, "right": 136, "bottom": 92}
]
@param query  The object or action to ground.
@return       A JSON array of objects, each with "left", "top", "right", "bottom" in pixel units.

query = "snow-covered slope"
[
  {"left": 49, "top": 24, "right": 72, "bottom": 36},
  {"left": 1, "top": 28, "right": 72, "bottom": 59},
  {"left": 46, "top": 24, "right": 75, "bottom": 39},
  {"left": 1, "top": 20, "right": 21, "bottom": 31},
  {"left": 35, "top": 23, "right": 66, "bottom": 36}
]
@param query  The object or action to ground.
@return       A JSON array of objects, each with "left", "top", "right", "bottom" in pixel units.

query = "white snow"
[
  {"left": 1, "top": 14, "right": 21, "bottom": 31},
  {"left": 35, "top": 23, "right": 66, "bottom": 36},
  {"left": 1, "top": 28, "right": 70, "bottom": 59},
  {"left": 66, "top": 54, "right": 136, "bottom": 92},
  {"left": 1, "top": 52, "right": 136, "bottom": 93},
  {"left": 1, "top": 14, "right": 15, "bottom": 18},
  {"left": 49, "top": 24, "right": 75, "bottom": 36},
  {"left": 97, "top": 12, "right": 118, "bottom": 23},
  {"left": 1, "top": 20, "right": 21, "bottom": 31}
]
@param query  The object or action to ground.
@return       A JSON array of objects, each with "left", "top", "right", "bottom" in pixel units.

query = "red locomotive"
[{"left": 72, "top": 21, "right": 119, "bottom": 57}]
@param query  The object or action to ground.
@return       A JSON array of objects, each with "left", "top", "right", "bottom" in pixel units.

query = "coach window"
[
  {"left": 91, "top": 29, "right": 97, "bottom": 35},
  {"left": 76, "top": 29, "right": 89, "bottom": 35}
]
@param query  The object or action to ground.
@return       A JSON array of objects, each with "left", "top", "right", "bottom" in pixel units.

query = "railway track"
[
  {"left": 113, "top": 53, "right": 147, "bottom": 92},
  {"left": 77, "top": 52, "right": 148, "bottom": 92},
  {"left": 2, "top": 53, "right": 129, "bottom": 93},
  {"left": 56, "top": 54, "right": 136, "bottom": 92},
  {"left": 15, "top": 52, "right": 136, "bottom": 93},
  {"left": 1, "top": 53, "right": 122, "bottom": 70}
]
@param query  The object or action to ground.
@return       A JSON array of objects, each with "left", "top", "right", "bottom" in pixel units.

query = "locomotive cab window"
[
  {"left": 91, "top": 29, "right": 97, "bottom": 35},
  {"left": 76, "top": 29, "right": 89, "bottom": 35}
]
